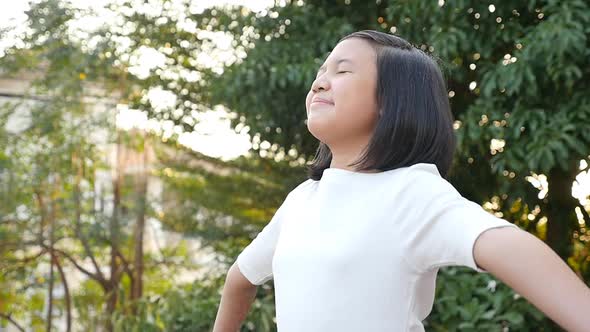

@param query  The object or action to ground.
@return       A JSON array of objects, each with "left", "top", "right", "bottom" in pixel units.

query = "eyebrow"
[{"left": 317, "top": 58, "right": 354, "bottom": 72}]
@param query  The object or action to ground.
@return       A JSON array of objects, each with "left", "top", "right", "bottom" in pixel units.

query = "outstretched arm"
[{"left": 474, "top": 226, "right": 590, "bottom": 332}]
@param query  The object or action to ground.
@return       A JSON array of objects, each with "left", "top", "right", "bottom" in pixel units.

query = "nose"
[{"left": 311, "top": 75, "right": 330, "bottom": 93}]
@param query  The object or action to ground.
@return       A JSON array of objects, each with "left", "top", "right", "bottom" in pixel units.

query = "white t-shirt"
[{"left": 236, "top": 162, "right": 519, "bottom": 331}]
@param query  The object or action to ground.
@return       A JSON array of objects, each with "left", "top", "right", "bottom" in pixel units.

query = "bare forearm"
[
  {"left": 478, "top": 228, "right": 590, "bottom": 332},
  {"left": 213, "top": 264, "right": 258, "bottom": 332}
]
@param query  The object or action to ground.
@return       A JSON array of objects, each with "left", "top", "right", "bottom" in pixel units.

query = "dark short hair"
[{"left": 306, "top": 30, "right": 456, "bottom": 181}]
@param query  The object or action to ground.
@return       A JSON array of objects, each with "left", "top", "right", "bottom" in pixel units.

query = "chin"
[{"left": 306, "top": 119, "right": 333, "bottom": 143}]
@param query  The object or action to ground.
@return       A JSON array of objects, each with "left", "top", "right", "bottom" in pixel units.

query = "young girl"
[{"left": 213, "top": 30, "right": 590, "bottom": 332}]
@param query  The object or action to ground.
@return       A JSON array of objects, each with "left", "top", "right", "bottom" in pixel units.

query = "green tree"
[
  {"left": 0, "top": 1, "right": 195, "bottom": 330},
  {"left": 0, "top": 1, "right": 302, "bottom": 330},
  {"left": 194, "top": 0, "right": 590, "bottom": 279}
]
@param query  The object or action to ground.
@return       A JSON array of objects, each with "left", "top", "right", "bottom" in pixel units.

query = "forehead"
[{"left": 318, "top": 38, "right": 375, "bottom": 69}]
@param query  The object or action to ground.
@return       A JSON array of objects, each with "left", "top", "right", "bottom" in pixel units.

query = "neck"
[{"left": 327, "top": 138, "right": 377, "bottom": 173}]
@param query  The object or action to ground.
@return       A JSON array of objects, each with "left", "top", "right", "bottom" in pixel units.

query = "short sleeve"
[
  {"left": 235, "top": 192, "right": 293, "bottom": 285},
  {"left": 399, "top": 168, "right": 520, "bottom": 274}
]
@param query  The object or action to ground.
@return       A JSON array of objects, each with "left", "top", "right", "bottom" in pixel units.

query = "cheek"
[
  {"left": 334, "top": 78, "right": 377, "bottom": 116},
  {"left": 330, "top": 80, "right": 379, "bottom": 134},
  {"left": 305, "top": 90, "right": 313, "bottom": 114}
]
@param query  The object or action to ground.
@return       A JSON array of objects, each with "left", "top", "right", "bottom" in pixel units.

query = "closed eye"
[{"left": 315, "top": 71, "right": 350, "bottom": 79}]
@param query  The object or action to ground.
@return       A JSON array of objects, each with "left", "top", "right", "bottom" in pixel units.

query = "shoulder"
[
  {"left": 407, "top": 162, "right": 441, "bottom": 176},
  {"left": 280, "top": 178, "right": 316, "bottom": 203},
  {"left": 403, "top": 163, "right": 460, "bottom": 197},
  {"left": 268, "top": 179, "right": 313, "bottom": 216},
  {"left": 289, "top": 178, "right": 316, "bottom": 196}
]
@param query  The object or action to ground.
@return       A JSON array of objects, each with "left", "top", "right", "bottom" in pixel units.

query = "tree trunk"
[
  {"left": 105, "top": 133, "right": 123, "bottom": 332},
  {"left": 46, "top": 197, "right": 56, "bottom": 332},
  {"left": 105, "top": 284, "right": 117, "bottom": 332},
  {"left": 545, "top": 162, "right": 579, "bottom": 261},
  {"left": 46, "top": 253, "right": 54, "bottom": 332},
  {"left": 53, "top": 254, "right": 72, "bottom": 332},
  {"left": 131, "top": 140, "right": 149, "bottom": 303}
]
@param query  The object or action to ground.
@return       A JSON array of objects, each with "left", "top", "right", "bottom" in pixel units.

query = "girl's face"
[{"left": 305, "top": 38, "right": 379, "bottom": 150}]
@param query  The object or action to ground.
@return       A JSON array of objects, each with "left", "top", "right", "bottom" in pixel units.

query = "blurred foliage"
[
  {"left": 153, "top": 141, "right": 307, "bottom": 261},
  {"left": 112, "top": 274, "right": 276, "bottom": 332},
  {"left": 426, "top": 267, "right": 559, "bottom": 331}
]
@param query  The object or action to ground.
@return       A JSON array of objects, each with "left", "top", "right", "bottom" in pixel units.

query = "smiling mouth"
[{"left": 311, "top": 101, "right": 334, "bottom": 106}]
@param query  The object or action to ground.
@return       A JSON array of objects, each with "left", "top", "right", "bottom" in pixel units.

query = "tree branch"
[
  {"left": 0, "top": 312, "right": 25, "bottom": 332},
  {"left": 114, "top": 248, "right": 134, "bottom": 279},
  {"left": 52, "top": 254, "right": 72, "bottom": 332},
  {"left": 72, "top": 175, "right": 106, "bottom": 283},
  {"left": 74, "top": 226, "right": 106, "bottom": 282},
  {"left": 0, "top": 240, "right": 46, "bottom": 250},
  {"left": 48, "top": 246, "right": 107, "bottom": 286},
  {"left": 2, "top": 249, "right": 47, "bottom": 269},
  {"left": 578, "top": 204, "right": 590, "bottom": 228}
]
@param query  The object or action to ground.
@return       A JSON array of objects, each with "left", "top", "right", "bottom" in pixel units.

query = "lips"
[
  {"left": 311, "top": 97, "right": 334, "bottom": 105},
  {"left": 312, "top": 101, "right": 333, "bottom": 105}
]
